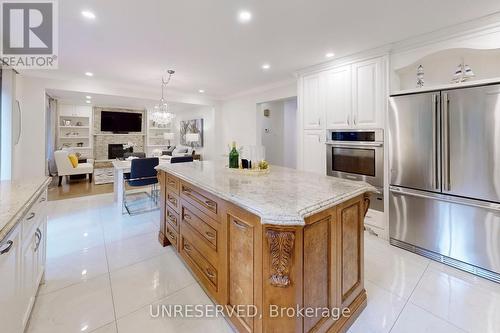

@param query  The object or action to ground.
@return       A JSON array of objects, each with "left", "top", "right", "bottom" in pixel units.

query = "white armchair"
[{"left": 54, "top": 150, "right": 94, "bottom": 186}]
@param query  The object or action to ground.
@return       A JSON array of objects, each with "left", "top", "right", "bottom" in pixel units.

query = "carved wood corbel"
[
  {"left": 266, "top": 229, "right": 295, "bottom": 288},
  {"left": 363, "top": 195, "right": 371, "bottom": 218}
]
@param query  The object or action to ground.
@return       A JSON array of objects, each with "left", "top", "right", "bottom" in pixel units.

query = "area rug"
[{"left": 94, "top": 167, "right": 114, "bottom": 185}]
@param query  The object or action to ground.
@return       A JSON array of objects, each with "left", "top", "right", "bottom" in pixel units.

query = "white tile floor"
[{"left": 27, "top": 193, "right": 500, "bottom": 333}]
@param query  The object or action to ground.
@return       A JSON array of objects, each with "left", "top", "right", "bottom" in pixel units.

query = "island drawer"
[
  {"left": 180, "top": 219, "right": 218, "bottom": 266},
  {"left": 165, "top": 223, "right": 179, "bottom": 251},
  {"left": 180, "top": 182, "right": 219, "bottom": 221},
  {"left": 166, "top": 207, "right": 180, "bottom": 233},
  {"left": 181, "top": 202, "right": 218, "bottom": 250},
  {"left": 180, "top": 237, "right": 218, "bottom": 290},
  {"left": 166, "top": 174, "right": 180, "bottom": 195},
  {"left": 166, "top": 191, "right": 180, "bottom": 213}
]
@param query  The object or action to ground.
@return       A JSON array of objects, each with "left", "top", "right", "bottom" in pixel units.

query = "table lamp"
[{"left": 163, "top": 132, "right": 175, "bottom": 147}]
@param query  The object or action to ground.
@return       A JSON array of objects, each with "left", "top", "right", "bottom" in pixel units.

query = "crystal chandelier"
[{"left": 151, "top": 69, "right": 176, "bottom": 125}]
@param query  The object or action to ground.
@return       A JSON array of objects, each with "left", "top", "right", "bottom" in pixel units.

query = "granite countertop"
[
  {"left": 156, "top": 161, "right": 375, "bottom": 226},
  {"left": 0, "top": 177, "right": 51, "bottom": 242}
]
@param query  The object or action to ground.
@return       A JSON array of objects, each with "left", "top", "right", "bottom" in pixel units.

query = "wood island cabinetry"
[{"left": 157, "top": 168, "right": 370, "bottom": 333}]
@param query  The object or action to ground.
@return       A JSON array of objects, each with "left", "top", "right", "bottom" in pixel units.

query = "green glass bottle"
[{"left": 229, "top": 141, "right": 239, "bottom": 168}]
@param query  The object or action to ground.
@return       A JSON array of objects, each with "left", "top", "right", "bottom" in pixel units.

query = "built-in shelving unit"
[
  {"left": 57, "top": 104, "right": 93, "bottom": 158},
  {"left": 145, "top": 109, "right": 174, "bottom": 155}
]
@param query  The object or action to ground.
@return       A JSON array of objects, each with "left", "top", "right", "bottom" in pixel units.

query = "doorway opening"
[{"left": 257, "top": 97, "right": 297, "bottom": 169}]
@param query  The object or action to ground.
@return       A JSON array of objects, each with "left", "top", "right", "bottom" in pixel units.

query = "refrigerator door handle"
[
  {"left": 442, "top": 93, "right": 451, "bottom": 191},
  {"left": 432, "top": 94, "right": 440, "bottom": 190},
  {"left": 389, "top": 186, "right": 500, "bottom": 211}
]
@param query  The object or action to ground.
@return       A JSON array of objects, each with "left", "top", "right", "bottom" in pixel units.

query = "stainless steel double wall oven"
[{"left": 326, "top": 129, "right": 384, "bottom": 212}]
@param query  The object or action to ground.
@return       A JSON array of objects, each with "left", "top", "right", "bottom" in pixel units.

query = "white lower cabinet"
[
  {"left": 0, "top": 225, "right": 23, "bottom": 333},
  {"left": 0, "top": 188, "right": 47, "bottom": 332},
  {"left": 302, "top": 130, "right": 326, "bottom": 175}
]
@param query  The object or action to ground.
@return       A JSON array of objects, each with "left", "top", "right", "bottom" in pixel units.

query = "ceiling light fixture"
[
  {"left": 198, "top": 89, "right": 205, "bottom": 93},
  {"left": 81, "top": 11, "right": 96, "bottom": 20},
  {"left": 325, "top": 52, "right": 335, "bottom": 58},
  {"left": 85, "top": 100, "right": 91, "bottom": 104},
  {"left": 82, "top": 10, "right": 95, "bottom": 20},
  {"left": 151, "top": 70, "right": 176, "bottom": 126},
  {"left": 85, "top": 72, "right": 93, "bottom": 77},
  {"left": 261, "top": 64, "right": 270, "bottom": 70},
  {"left": 238, "top": 10, "right": 252, "bottom": 23},
  {"left": 85, "top": 95, "right": 91, "bottom": 99}
]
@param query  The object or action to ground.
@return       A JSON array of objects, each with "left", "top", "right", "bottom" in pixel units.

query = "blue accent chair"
[
  {"left": 170, "top": 156, "right": 194, "bottom": 163},
  {"left": 123, "top": 157, "right": 159, "bottom": 215}
]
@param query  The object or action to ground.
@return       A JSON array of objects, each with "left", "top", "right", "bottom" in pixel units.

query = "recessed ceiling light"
[
  {"left": 198, "top": 89, "right": 205, "bottom": 93},
  {"left": 238, "top": 10, "right": 252, "bottom": 23},
  {"left": 85, "top": 95, "right": 92, "bottom": 99},
  {"left": 325, "top": 52, "right": 335, "bottom": 58},
  {"left": 261, "top": 64, "right": 270, "bottom": 70},
  {"left": 84, "top": 72, "right": 93, "bottom": 77},
  {"left": 81, "top": 11, "right": 96, "bottom": 20},
  {"left": 85, "top": 100, "right": 91, "bottom": 104}
]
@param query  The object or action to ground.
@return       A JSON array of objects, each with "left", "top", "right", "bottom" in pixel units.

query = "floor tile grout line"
[
  {"left": 100, "top": 211, "right": 120, "bottom": 333},
  {"left": 409, "top": 302, "right": 470, "bottom": 333},
  {"left": 114, "top": 281, "right": 198, "bottom": 321},
  {"left": 387, "top": 259, "right": 431, "bottom": 332}
]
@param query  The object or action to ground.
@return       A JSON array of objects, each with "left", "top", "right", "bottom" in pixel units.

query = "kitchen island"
[{"left": 156, "top": 161, "right": 374, "bottom": 333}]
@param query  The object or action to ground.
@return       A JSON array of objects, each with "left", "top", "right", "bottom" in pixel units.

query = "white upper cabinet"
[
  {"left": 352, "top": 57, "right": 384, "bottom": 128},
  {"left": 301, "top": 73, "right": 323, "bottom": 130},
  {"left": 324, "top": 65, "right": 352, "bottom": 129}
]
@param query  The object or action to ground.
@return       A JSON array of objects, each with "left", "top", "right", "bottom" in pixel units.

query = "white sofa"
[
  {"left": 172, "top": 146, "right": 194, "bottom": 157},
  {"left": 54, "top": 150, "right": 94, "bottom": 186}
]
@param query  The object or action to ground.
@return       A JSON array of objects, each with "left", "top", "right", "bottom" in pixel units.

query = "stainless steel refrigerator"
[{"left": 388, "top": 83, "right": 500, "bottom": 283}]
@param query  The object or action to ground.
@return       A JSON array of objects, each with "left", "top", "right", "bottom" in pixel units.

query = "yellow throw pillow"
[{"left": 68, "top": 154, "right": 79, "bottom": 168}]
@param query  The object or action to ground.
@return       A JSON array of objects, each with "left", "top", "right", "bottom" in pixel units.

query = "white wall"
[
  {"left": 13, "top": 75, "right": 216, "bottom": 179},
  {"left": 257, "top": 98, "right": 297, "bottom": 168},
  {"left": 173, "top": 105, "right": 215, "bottom": 161},
  {"left": 283, "top": 98, "right": 298, "bottom": 169},
  {"left": 217, "top": 81, "right": 297, "bottom": 159},
  {"left": 259, "top": 101, "right": 285, "bottom": 166},
  {"left": 1, "top": 69, "right": 16, "bottom": 180}
]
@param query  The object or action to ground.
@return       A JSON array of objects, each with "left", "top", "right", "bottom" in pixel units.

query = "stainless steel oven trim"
[
  {"left": 326, "top": 142, "right": 384, "bottom": 188},
  {"left": 326, "top": 141, "right": 383, "bottom": 148},
  {"left": 326, "top": 128, "right": 384, "bottom": 142}
]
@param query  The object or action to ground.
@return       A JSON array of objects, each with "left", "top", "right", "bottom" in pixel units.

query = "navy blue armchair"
[{"left": 123, "top": 157, "right": 159, "bottom": 215}]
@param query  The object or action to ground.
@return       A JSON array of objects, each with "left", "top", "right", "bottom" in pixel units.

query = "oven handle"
[{"left": 325, "top": 141, "right": 383, "bottom": 148}]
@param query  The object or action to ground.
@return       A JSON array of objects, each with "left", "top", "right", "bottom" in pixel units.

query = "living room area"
[{"left": 45, "top": 87, "right": 215, "bottom": 204}]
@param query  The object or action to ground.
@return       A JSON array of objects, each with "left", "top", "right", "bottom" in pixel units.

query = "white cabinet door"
[
  {"left": 21, "top": 229, "right": 37, "bottom": 327},
  {"left": 0, "top": 225, "right": 22, "bottom": 333},
  {"left": 302, "top": 130, "right": 326, "bottom": 175},
  {"left": 302, "top": 73, "right": 323, "bottom": 130},
  {"left": 58, "top": 104, "right": 75, "bottom": 117},
  {"left": 352, "top": 58, "right": 383, "bottom": 128},
  {"left": 324, "top": 65, "right": 352, "bottom": 129}
]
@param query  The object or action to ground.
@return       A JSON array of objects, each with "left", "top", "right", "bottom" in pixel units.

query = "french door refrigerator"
[{"left": 389, "top": 83, "right": 500, "bottom": 283}]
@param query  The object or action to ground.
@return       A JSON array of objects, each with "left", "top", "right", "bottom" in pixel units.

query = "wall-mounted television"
[{"left": 100, "top": 111, "right": 142, "bottom": 133}]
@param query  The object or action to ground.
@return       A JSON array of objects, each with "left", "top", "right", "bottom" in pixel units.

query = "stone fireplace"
[
  {"left": 108, "top": 144, "right": 133, "bottom": 159},
  {"left": 93, "top": 107, "right": 146, "bottom": 160}
]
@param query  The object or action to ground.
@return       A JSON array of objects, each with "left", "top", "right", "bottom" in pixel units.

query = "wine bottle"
[{"left": 229, "top": 141, "right": 239, "bottom": 168}]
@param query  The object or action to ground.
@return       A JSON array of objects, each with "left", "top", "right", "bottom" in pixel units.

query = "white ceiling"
[
  {"left": 27, "top": 0, "right": 500, "bottom": 98},
  {"left": 47, "top": 89, "right": 195, "bottom": 112}
]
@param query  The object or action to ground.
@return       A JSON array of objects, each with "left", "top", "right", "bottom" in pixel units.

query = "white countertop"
[
  {"left": 0, "top": 177, "right": 51, "bottom": 242},
  {"left": 156, "top": 161, "right": 375, "bottom": 226}
]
